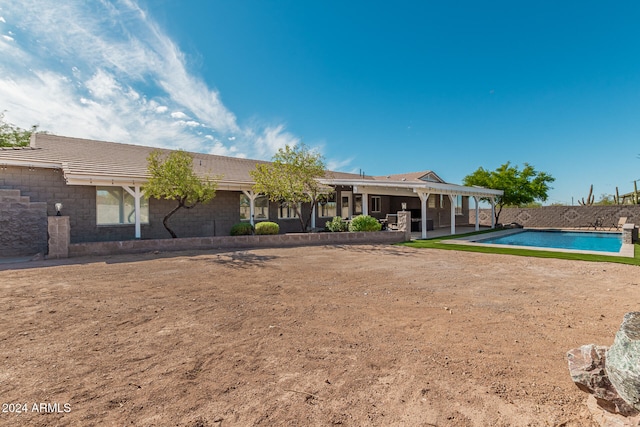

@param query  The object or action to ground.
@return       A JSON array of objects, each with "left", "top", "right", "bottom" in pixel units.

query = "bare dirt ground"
[{"left": 0, "top": 244, "right": 638, "bottom": 426}]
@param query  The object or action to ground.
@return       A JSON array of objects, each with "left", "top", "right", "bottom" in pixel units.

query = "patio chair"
[
  {"left": 611, "top": 217, "right": 627, "bottom": 231},
  {"left": 587, "top": 217, "right": 604, "bottom": 230},
  {"left": 386, "top": 214, "right": 398, "bottom": 230}
]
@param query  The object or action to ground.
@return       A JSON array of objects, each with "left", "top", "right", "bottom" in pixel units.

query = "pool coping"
[{"left": 443, "top": 228, "right": 634, "bottom": 258}]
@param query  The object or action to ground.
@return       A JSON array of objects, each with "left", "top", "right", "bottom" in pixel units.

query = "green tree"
[
  {"left": 250, "top": 144, "right": 327, "bottom": 232},
  {"left": 596, "top": 193, "right": 616, "bottom": 205},
  {"left": 144, "top": 150, "right": 219, "bottom": 238},
  {"left": 463, "top": 162, "right": 554, "bottom": 225},
  {"left": 0, "top": 111, "right": 39, "bottom": 147}
]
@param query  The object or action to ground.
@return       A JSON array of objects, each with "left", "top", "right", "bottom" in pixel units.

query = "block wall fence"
[{"left": 470, "top": 205, "right": 640, "bottom": 229}]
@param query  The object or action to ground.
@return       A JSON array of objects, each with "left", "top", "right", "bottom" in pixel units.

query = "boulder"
[
  {"left": 567, "top": 344, "right": 637, "bottom": 416},
  {"left": 607, "top": 312, "right": 640, "bottom": 412}
]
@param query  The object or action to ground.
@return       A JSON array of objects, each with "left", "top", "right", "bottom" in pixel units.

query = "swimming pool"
[
  {"left": 477, "top": 230, "right": 622, "bottom": 253},
  {"left": 449, "top": 228, "right": 631, "bottom": 257}
]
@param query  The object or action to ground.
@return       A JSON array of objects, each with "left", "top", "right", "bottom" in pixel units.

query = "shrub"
[
  {"left": 348, "top": 215, "right": 382, "bottom": 232},
  {"left": 326, "top": 216, "right": 348, "bottom": 232},
  {"left": 230, "top": 222, "right": 253, "bottom": 236},
  {"left": 255, "top": 221, "right": 279, "bottom": 235}
]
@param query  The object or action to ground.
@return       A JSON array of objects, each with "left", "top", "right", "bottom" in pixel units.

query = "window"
[
  {"left": 319, "top": 192, "right": 337, "bottom": 218},
  {"left": 279, "top": 202, "right": 301, "bottom": 219},
  {"left": 428, "top": 195, "right": 436, "bottom": 209},
  {"left": 455, "top": 195, "right": 463, "bottom": 215},
  {"left": 240, "top": 194, "right": 269, "bottom": 221},
  {"left": 96, "top": 187, "right": 149, "bottom": 225},
  {"left": 371, "top": 196, "right": 381, "bottom": 213},
  {"left": 354, "top": 194, "right": 363, "bottom": 215}
]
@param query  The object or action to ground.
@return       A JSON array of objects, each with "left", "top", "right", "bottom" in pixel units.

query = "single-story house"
[{"left": 0, "top": 134, "right": 502, "bottom": 253}]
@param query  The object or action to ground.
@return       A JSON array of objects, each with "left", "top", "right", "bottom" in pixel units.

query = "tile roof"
[
  {"left": 0, "top": 134, "right": 271, "bottom": 183},
  {"left": 371, "top": 171, "right": 444, "bottom": 183},
  {"left": 0, "top": 134, "right": 503, "bottom": 197},
  {"left": 0, "top": 134, "right": 368, "bottom": 187}
]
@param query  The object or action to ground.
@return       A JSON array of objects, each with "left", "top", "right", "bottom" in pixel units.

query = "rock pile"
[{"left": 567, "top": 312, "right": 640, "bottom": 425}]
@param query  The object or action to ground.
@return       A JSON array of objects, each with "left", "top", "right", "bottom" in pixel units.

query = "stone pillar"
[
  {"left": 48, "top": 216, "right": 70, "bottom": 259},
  {"left": 623, "top": 224, "right": 637, "bottom": 245},
  {"left": 397, "top": 211, "right": 412, "bottom": 241}
]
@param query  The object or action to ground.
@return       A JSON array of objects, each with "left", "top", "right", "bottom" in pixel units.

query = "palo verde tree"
[
  {"left": 463, "top": 162, "right": 554, "bottom": 225},
  {"left": 144, "top": 150, "right": 219, "bottom": 238},
  {"left": 250, "top": 144, "right": 327, "bottom": 232},
  {"left": 0, "top": 111, "right": 40, "bottom": 147}
]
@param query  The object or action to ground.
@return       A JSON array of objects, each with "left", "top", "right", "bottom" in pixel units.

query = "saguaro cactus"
[{"left": 578, "top": 184, "right": 595, "bottom": 206}]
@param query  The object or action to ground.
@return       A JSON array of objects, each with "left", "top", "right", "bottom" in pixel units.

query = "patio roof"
[{"left": 320, "top": 177, "right": 503, "bottom": 199}]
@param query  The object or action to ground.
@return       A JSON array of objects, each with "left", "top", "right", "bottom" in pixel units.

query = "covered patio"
[{"left": 319, "top": 177, "right": 504, "bottom": 239}]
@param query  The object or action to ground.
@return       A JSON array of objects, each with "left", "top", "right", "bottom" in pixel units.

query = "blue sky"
[{"left": 1, "top": 1, "right": 639, "bottom": 205}]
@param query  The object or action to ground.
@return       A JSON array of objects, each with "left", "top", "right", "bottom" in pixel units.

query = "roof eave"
[
  {"left": 319, "top": 178, "right": 503, "bottom": 197},
  {"left": 64, "top": 173, "right": 254, "bottom": 191}
]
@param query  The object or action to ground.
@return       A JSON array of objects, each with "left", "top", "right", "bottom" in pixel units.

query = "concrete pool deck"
[{"left": 443, "top": 227, "right": 635, "bottom": 258}]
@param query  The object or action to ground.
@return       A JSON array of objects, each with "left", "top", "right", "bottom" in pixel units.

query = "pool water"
[{"left": 477, "top": 230, "right": 622, "bottom": 253}]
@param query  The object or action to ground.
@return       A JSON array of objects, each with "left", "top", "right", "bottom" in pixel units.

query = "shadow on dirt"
[
  {"left": 326, "top": 244, "right": 417, "bottom": 257},
  {"left": 0, "top": 247, "right": 279, "bottom": 272},
  {"left": 194, "top": 250, "right": 278, "bottom": 269}
]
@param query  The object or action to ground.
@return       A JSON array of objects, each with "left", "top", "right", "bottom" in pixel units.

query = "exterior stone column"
[
  {"left": 623, "top": 224, "right": 637, "bottom": 245},
  {"left": 397, "top": 211, "right": 412, "bottom": 241},
  {"left": 48, "top": 216, "right": 70, "bottom": 259}
]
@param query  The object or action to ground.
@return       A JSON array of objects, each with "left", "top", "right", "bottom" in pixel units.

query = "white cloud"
[
  {"left": 250, "top": 124, "right": 301, "bottom": 159},
  {"left": 327, "top": 157, "right": 356, "bottom": 172},
  {"left": 85, "top": 69, "right": 119, "bottom": 99},
  {"left": 170, "top": 111, "right": 188, "bottom": 119},
  {"left": 176, "top": 120, "right": 201, "bottom": 128},
  {"left": 0, "top": 0, "right": 351, "bottom": 170},
  {"left": 0, "top": 16, "right": 5, "bottom": 23}
]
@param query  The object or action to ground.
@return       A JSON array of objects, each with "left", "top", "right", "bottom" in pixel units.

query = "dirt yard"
[{"left": 0, "top": 244, "right": 638, "bottom": 426}]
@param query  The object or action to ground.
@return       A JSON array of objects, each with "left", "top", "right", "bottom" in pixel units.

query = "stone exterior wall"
[
  {"left": 2, "top": 165, "right": 472, "bottom": 250},
  {"left": 470, "top": 205, "right": 640, "bottom": 229},
  {"left": 0, "top": 166, "right": 253, "bottom": 242},
  {"left": 0, "top": 189, "right": 47, "bottom": 257},
  {"left": 69, "top": 230, "right": 406, "bottom": 258}
]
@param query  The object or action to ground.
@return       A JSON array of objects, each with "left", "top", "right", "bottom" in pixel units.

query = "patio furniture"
[
  {"left": 611, "top": 217, "right": 628, "bottom": 231},
  {"left": 386, "top": 214, "right": 398, "bottom": 230},
  {"left": 588, "top": 217, "right": 604, "bottom": 230}
]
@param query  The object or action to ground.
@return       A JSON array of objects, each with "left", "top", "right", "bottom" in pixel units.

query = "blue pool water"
[{"left": 477, "top": 230, "right": 622, "bottom": 253}]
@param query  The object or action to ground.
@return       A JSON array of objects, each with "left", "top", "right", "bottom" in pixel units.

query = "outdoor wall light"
[
  {"left": 401, "top": 202, "right": 407, "bottom": 211},
  {"left": 55, "top": 202, "right": 63, "bottom": 216}
]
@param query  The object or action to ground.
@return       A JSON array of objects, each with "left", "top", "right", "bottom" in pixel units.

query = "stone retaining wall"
[
  {"left": 0, "top": 189, "right": 47, "bottom": 257},
  {"left": 68, "top": 231, "right": 406, "bottom": 258},
  {"left": 471, "top": 205, "right": 640, "bottom": 229}
]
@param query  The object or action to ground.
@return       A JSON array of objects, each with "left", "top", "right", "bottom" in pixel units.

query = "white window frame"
[
  {"left": 371, "top": 196, "right": 381, "bottom": 213},
  {"left": 240, "top": 194, "right": 269, "bottom": 221},
  {"left": 278, "top": 202, "right": 301, "bottom": 219},
  {"left": 428, "top": 194, "right": 436, "bottom": 209},
  {"left": 319, "top": 193, "right": 337, "bottom": 218},
  {"left": 354, "top": 194, "right": 363, "bottom": 215},
  {"left": 96, "top": 187, "right": 149, "bottom": 226}
]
